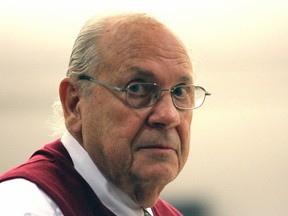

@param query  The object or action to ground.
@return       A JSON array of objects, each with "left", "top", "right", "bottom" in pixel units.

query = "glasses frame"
[{"left": 78, "top": 74, "right": 211, "bottom": 110}]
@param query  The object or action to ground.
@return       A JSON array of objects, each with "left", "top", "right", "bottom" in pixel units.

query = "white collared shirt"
[{"left": 0, "top": 132, "right": 153, "bottom": 216}]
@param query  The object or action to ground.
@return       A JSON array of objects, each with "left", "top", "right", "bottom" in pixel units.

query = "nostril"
[{"left": 151, "top": 122, "right": 166, "bottom": 129}]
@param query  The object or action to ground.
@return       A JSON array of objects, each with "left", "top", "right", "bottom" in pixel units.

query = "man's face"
[{"left": 77, "top": 22, "right": 193, "bottom": 206}]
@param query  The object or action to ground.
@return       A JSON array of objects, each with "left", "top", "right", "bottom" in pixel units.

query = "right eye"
[
  {"left": 128, "top": 83, "right": 145, "bottom": 93},
  {"left": 127, "top": 83, "right": 161, "bottom": 99}
]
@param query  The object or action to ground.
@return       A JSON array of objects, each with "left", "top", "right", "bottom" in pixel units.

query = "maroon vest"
[{"left": 0, "top": 139, "right": 182, "bottom": 216}]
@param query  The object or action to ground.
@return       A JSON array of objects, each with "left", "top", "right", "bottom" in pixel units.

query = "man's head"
[{"left": 59, "top": 12, "right": 193, "bottom": 207}]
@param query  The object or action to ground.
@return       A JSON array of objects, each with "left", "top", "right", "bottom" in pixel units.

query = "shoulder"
[{"left": 0, "top": 178, "right": 63, "bottom": 215}]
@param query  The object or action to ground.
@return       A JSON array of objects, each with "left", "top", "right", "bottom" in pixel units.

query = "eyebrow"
[
  {"left": 128, "top": 67, "right": 156, "bottom": 79},
  {"left": 128, "top": 66, "right": 193, "bottom": 83}
]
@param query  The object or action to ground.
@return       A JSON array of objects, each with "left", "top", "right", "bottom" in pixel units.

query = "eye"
[
  {"left": 172, "top": 85, "right": 193, "bottom": 98},
  {"left": 127, "top": 83, "right": 149, "bottom": 94},
  {"left": 173, "top": 86, "right": 185, "bottom": 97}
]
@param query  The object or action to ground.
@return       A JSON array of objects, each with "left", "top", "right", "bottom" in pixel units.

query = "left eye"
[{"left": 173, "top": 86, "right": 185, "bottom": 97}]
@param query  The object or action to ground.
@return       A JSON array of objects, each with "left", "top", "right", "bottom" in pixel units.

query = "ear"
[{"left": 59, "top": 78, "right": 82, "bottom": 133}]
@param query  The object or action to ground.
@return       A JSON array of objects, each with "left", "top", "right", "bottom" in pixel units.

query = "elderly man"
[{"left": 0, "top": 12, "right": 210, "bottom": 215}]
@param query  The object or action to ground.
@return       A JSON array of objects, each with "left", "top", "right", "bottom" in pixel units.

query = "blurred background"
[{"left": 1, "top": 0, "right": 287, "bottom": 215}]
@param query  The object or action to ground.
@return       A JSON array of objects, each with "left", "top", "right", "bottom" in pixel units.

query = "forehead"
[
  {"left": 119, "top": 65, "right": 193, "bottom": 85},
  {"left": 99, "top": 15, "right": 193, "bottom": 83}
]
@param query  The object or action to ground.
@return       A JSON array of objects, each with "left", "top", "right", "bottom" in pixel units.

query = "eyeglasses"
[{"left": 78, "top": 74, "right": 211, "bottom": 110}]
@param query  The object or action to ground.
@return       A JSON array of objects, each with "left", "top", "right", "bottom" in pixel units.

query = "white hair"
[
  {"left": 50, "top": 14, "right": 109, "bottom": 135},
  {"left": 49, "top": 99, "right": 66, "bottom": 136}
]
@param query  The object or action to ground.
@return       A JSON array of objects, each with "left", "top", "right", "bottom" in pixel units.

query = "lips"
[
  {"left": 141, "top": 145, "right": 175, "bottom": 150},
  {"left": 137, "top": 143, "right": 177, "bottom": 153}
]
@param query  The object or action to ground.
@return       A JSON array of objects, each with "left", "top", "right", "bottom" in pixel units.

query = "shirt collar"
[{"left": 61, "top": 131, "right": 153, "bottom": 216}]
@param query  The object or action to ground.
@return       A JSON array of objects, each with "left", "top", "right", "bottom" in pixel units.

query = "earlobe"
[{"left": 59, "top": 78, "right": 81, "bottom": 129}]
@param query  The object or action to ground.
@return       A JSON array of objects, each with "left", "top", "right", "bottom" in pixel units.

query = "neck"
[{"left": 119, "top": 178, "right": 166, "bottom": 208}]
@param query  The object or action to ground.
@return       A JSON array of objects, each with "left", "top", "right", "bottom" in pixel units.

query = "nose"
[{"left": 147, "top": 92, "right": 181, "bottom": 129}]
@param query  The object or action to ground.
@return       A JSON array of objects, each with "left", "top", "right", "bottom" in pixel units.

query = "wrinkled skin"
[{"left": 60, "top": 16, "right": 193, "bottom": 208}]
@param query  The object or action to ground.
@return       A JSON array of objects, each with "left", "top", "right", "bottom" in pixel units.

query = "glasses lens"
[
  {"left": 172, "top": 85, "right": 195, "bottom": 109},
  {"left": 126, "top": 83, "right": 208, "bottom": 109},
  {"left": 126, "top": 83, "right": 161, "bottom": 108},
  {"left": 194, "top": 86, "right": 206, "bottom": 109}
]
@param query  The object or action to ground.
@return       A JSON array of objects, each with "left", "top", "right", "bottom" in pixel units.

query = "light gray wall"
[{"left": 1, "top": 1, "right": 288, "bottom": 216}]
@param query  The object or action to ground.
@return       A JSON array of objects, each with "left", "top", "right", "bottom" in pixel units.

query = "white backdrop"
[{"left": 1, "top": 1, "right": 288, "bottom": 215}]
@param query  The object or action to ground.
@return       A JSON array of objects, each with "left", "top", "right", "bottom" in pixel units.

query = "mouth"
[
  {"left": 138, "top": 145, "right": 177, "bottom": 154},
  {"left": 137, "top": 146, "right": 177, "bottom": 162}
]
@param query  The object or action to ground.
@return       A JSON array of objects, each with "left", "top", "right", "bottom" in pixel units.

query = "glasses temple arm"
[{"left": 78, "top": 75, "right": 123, "bottom": 92}]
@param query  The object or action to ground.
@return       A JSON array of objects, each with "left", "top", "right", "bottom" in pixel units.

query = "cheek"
[
  {"left": 83, "top": 99, "right": 147, "bottom": 177},
  {"left": 92, "top": 120, "right": 146, "bottom": 182}
]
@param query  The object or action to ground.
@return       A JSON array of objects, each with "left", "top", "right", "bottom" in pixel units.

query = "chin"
[{"left": 147, "top": 164, "right": 178, "bottom": 182}]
